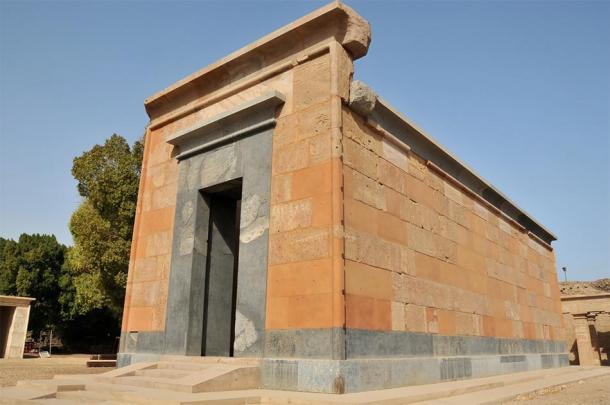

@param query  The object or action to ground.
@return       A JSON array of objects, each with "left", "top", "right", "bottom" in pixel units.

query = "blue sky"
[{"left": 0, "top": 0, "right": 608, "bottom": 281}]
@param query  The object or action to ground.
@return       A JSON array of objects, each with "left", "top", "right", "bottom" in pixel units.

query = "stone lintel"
[
  {"left": 145, "top": 1, "right": 370, "bottom": 122},
  {"left": 166, "top": 91, "right": 285, "bottom": 159},
  {"left": 0, "top": 295, "right": 35, "bottom": 307},
  {"left": 348, "top": 80, "right": 557, "bottom": 245}
]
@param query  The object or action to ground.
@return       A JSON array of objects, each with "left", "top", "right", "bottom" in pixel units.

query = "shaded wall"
[{"left": 341, "top": 106, "right": 565, "bottom": 358}]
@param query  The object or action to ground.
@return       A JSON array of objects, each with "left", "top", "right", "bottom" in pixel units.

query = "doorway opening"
[
  {"left": 200, "top": 179, "right": 242, "bottom": 357},
  {"left": 0, "top": 306, "right": 16, "bottom": 358}
]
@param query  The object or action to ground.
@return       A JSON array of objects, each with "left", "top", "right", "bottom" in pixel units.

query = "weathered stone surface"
[{"left": 120, "top": 0, "right": 566, "bottom": 395}]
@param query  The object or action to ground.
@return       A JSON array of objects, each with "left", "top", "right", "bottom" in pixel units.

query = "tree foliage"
[
  {"left": 0, "top": 134, "right": 143, "bottom": 350},
  {"left": 68, "top": 134, "right": 143, "bottom": 315},
  {"left": 0, "top": 234, "right": 66, "bottom": 335}
]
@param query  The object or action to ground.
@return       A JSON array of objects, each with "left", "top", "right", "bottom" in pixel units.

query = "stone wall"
[
  {"left": 120, "top": 1, "right": 360, "bottom": 360},
  {"left": 121, "top": 70, "right": 295, "bottom": 339},
  {"left": 342, "top": 106, "right": 565, "bottom": 356}
]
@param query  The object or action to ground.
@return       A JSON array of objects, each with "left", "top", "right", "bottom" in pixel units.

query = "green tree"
[
  {"left": 68, "top": 134, "right": 143, "bottom": 316},
  {"left": 0, "top": 234, "right": 66, "bottom": 335}
]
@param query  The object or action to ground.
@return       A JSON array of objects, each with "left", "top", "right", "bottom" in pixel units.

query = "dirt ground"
[
  {"left": 502, "top": 373, "right": 610, "bottom": 404},
  {"left": 0, "top": 355, "right": 111, "bottom": 387}
]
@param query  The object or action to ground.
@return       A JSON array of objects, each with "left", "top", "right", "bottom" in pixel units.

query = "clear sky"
[{"left": 0, "top": 0, "right": 608, "bottom": 281}]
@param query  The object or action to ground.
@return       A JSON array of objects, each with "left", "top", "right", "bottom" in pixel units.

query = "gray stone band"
[
  {"left": 260, "top": 353, "right": 569, "bottom": 393},
  {"left": 121, "top": 328, "right": 565, "bottom": 359}
]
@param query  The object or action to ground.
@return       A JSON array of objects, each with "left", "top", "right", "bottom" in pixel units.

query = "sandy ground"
[
  {"left": 0, "top": 355, "right": 111, "bottom": 387},
  {"left": 502, "top": 373, "right": 610, "bottom": 404}
]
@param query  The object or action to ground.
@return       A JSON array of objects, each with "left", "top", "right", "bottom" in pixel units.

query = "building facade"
[
  {"left": 562, "top": 293, "right": 610, "bottom": 366},
  {"left": 118, "top": 2, "right": 567, "bottom": 393},
  {"left": 0, "top": 295, "right": 34, "bottom": 359}
]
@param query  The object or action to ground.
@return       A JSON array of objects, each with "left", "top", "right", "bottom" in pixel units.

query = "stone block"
[
  {"left": 350, "top": 168, "right": 386, "bottom": 210},
  {"left": 342, "top": 108, "right": 381, "bottom": 154},
  {"left": 345, "top": 228, "right": 400, "bottom": 272},
  {"left": 405, "top": 304, "right": 427, "bottom": 332},
  {"left": 270, "top": 198, "right": 313, "bottom": 233},
  {"left": 293, "top": 54, "right": 330, "bottom": 110},
  {"left": 267, "top": 258, "right": 333, "bottom": 297},
  {"left": 145, "top": 231, "right": 172, "bottom": 257},
  {"left": 378, "top": 159, "right": 405, "bottom": 194},
  {"left": 399, "top": 246, "right": 416, "bottom": 275},
  {"left": 391, "top": 301, "right": 406, "bottom": 331},
  {"left": 139, "top": 207, "right": 175, "bottom": 236},
  {"left": 346, "top": 294, "right": 391, "bottom": 331},
  {"left": 151, "top": 183, "right": 177, "bottom": 210},
  {"left": 291, "top": 161, "right": 333, "bottom": 199},
  {"left": 271, "top": 173, "right": 292, "bottom": 203},
  {"left": 343, "top": 138, "right": 378, "bottom": 179},
  {"left": 407, "top": 223, "right": 438, "bottom": 257},
  {"left": 426, "top": 308, "right": 439, "bottom": 334},
  {"left": 444, "top": 181, "right": 463, "bottom": 205},
  {"left": 296, "top": 100, "right": 331, "bottom": 141},
  {"left": 126, "top": 307, "right": 153, "bottom": 331},
  {"left": 377, "top": 211, "right": 407, "bottom": 245},
  {"left": 273, "top": 140, "right": 309, "bottom": 174},
  {"left": 405, "top": 174, "right": 434, "bottom": 207},
  {"left": 266, "top": 293, "right": 333, "bottom": 329},
  {"left": 274, "top": 114, "right": 298, "bottom": 147},
  {"left": 381, "top": 137, "right": 408, "bottom": 171},
  {"left": 384, "top": 187, "right": 402, "bottom": 218},
  {"left": 448, "top": 199, "right": 470, "bottom": 229},
  {"left": 311, "top": 192, "right": 333, "bottom": 228},
  {"left": 414, "top": 251, "right": 441, "bottom": 283},
  {"left": 407, "top": 154, "right": 427, "bottom": 181},
  {"left": 438, "top": 309, "right": 457, "bottom": 335},
  {"left": 308, "top": 132, "right": 331, "bottom": 166},
  {"left": 345, "top": 260, "right": 393, "bottom": 300},
  {"left": 344, "top": 197, "right": 378, "bottom": 235},
  {"left": 268, "top": 227, "right": 330, "bottom": 265}
]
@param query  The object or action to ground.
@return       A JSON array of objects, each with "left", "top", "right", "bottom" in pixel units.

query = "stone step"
[
  {"left": 159, "top": 355, "right": 260, "bottom": 367},
  {"left": 55, "top": 389, "right": 122, "bottom": 403},
  {"left": 28, "top": 399, "right": 94, "bottom": 405},
  {"left": 16, "top": 379, "right": 86, "bottom": 392},
  {"left": 83, "top": 382, "right": 261, "bottom": 404},
  {"left": 154, "top": 361, "right": 218, "bottom": 371},
  {"left": 100, "top": 364, "right": 260, "bottom": 393},
  {"left": 134, "top": 368, "right": 191, "bottom": 379},
  {"left": 0, "top": 386, "right": 56, "bottom": 404}
]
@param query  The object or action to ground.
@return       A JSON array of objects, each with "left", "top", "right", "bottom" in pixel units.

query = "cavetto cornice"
[{"left": 145, "top": 1, "right": 370, "bottom": 124}]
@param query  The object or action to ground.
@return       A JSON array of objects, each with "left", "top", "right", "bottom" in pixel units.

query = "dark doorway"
[
  {"left": 0, "top": 306, "right": 15, "bottom": 358},
  {"left": 201, "top": 179, "right": 242, "bottom": 357}
]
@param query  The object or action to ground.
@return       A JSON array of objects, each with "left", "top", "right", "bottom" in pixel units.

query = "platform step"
[
  {"left": 134, "top": 368, "right": 191, "bottom": 379},
  {"left": 55, "top": 389, "right": 119, "bottom": 403},
  {"left": 154, "top": 361, "right": 217, "bottom": 371},
  {"left": 83, "top": 382, "right": 260, "bottom": 404},
  {"left": 0, "top": 386, "right": 55, "bottom": 403},
  {"left": 159, "top": 356, "right": 260, "bottom": 366}
]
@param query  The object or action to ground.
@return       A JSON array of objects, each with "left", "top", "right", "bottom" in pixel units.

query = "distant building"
[
  {"left": 0, "top": 295, "right": 34, "bottom": 359},
  {"left": 562, "top": 292, "right": 610, "bottom": 366}
]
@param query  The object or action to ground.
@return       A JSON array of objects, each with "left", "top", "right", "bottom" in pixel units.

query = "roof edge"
[
  {"left": 144, "top": 1, "right": 370, "bottom": 121},
  {"left": 348, "top": 80, "right": 557, "bottom": 245}
]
